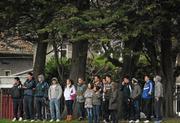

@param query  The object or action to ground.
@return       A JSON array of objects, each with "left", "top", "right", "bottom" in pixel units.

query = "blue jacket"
[
  {"left": 142, "top": 80, "right": 153, "bottom": 99},
  {"left": 24, "top": 79, "right": 36, "bottom": 96},
  {"left": 35, "top": 81, "right": 49, "bottom": 98}
]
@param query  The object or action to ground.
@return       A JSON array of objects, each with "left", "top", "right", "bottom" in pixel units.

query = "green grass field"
[{"left": 0, "top": 119, "right": 180, "bottom": 123}]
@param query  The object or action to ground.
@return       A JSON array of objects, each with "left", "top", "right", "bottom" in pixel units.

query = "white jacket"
[{"left": 64, "top": 85, "right": 76, "bottom": 100}]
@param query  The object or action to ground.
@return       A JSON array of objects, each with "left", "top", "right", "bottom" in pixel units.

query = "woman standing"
[
  {"left": 64, "top": 79, "right": 76, "bottom": 121},
  {"left": 48, "top": 77, "right": 62, "bottom": 122},
  {"left": 92, "top": 86, "right": 101, "bottom": 123},
  {"left": 84, "top": 83, "right": 94, "bottom": 123},
  {"left": 11, "top": 77, "right": 23, "bottom": 122}
]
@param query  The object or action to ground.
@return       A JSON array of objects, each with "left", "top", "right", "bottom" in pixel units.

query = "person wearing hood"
[
  {"left": 34, "top": 74, "right": 49, "bottom": 121},
  {"left": 154, "top": 75, "right": 163, "bottom": 123},
  {"left": 48, "top": 77, "right": 62, "bottom": 122},
  {"left": 129, "top": 78, "right": 141, "bottom": 123}
]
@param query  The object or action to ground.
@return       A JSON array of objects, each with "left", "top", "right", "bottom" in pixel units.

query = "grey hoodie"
[
  {"left": 154, "top": 76, "right": 163, "bottom": 98},
  {"left": 48, "top": 84, "right": 62, "bottom": 100},
  {"left": 131, "top": 83, "right": 141, "bottom": 99}
]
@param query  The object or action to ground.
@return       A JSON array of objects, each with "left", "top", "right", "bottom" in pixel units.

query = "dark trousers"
[
  {"left": 154, "top": 98, "right": 162, "bottom": 121},
  {"left": 13, "top": 98, "right": 23, "bottom": 118},
  {"left": 35, "top": 97, "right": 44, "bottom": 120},
  {"left": 65, "top": 100, "right": 74, "bottom": 115},
  {"left": 130, "top": 99, "right": 140, "bottom": 120},
  {"left": 77, "top": 102, "right": 85, "bottom": 118},
  {"left": 102, "top": 100, "right": 110, "bottom": 121},
  {"left": 24, "top": 96, "right": 34, "bottom": 120},
  {"left": 122, "top": 100, "right": 131, "bottom": 120},
  {"left": 143, "top": 99, "right": 152, "bottom": 121},
  {"left": 110, "top": 110, "right": 118, "bottom": 123}
]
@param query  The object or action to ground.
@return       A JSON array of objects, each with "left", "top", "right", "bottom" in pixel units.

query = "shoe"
[
  {"left": 135, "top": 119, "right": 140, "bottom": 123},
  {"left": 56, "top": 119, "right": 60, "bottom": 122},
  {"left": 129, "top": 120, "right": 134, "bottom": 123},
  {"left": 69, "top": 115, "right": 72, "bottom": 121},
  {"left": 31, "top": 120, "right": 35, "bottom": 122},
  {"left": 19, "top": 117, "right": 23, "bottom": 121},
  {"left": 78, "top": 117, "right": 83, "bottom": 121},
  {"left": 144, "top": 120, "right": 150, "bottom": 123},
  {"left": 50, "top": 119, "right": 54, "bottom": 122},
  {"left": 12, "top": 118, "right": 16, "bottom": 122},
  {"left": 23, "top": 119, "right": 28, "bottom": 122}
]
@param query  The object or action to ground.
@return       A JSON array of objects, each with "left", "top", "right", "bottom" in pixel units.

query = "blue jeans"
[
  {"left": 49, "top": 98, "right": 60, "bottom": 120},
  {"left": 86, "top": 108, "right": 93, "bottom": 123},
  {"left": 65, "top": 100, "right": 74, "bottom": 115},
  {"left": 93, "top": 105, "right": 100, "bottom": 123}
]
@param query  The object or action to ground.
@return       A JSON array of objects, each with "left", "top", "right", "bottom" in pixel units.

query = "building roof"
[{"left": 0, "top": 33, "right": 33, "bottom": 55}]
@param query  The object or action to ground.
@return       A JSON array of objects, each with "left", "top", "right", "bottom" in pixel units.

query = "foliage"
[{"left": 45, "top": 57, "right": 71, "bottom": 83}]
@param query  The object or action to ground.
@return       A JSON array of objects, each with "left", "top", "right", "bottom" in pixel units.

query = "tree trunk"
[
  {"left": 69, "top": 40, "right": 89, "bottom": 82},
  {"left": 52, "top": 40, "right": 63, "bottom": 82},
  {"left": 160, "top": 25, "right": 174, "bottom": 117},
  {"left": 33, "top": 41, "right": 48, "bottom": 80}
]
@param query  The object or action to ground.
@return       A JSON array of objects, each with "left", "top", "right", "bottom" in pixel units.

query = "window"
[
  {"left": 4, "top": 70, "right": 11, "bottom": 76},
  {"left": 58, "top": 44, "right": 69, "bottom": 58}
]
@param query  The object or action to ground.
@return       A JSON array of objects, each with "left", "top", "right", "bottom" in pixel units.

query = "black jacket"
[{"left": 11, "top": 83, "right": 23, "bottom": 99}]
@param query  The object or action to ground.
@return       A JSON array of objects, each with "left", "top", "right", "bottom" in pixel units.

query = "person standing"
[
  {"left": 48, "top": 77, "right": 62, "bottom": 122},
  {"left": 76, "top": 78, "right": 87, "bottom": 120},
  {"left": 23, "top": 72, "right": 36, "bottom": 122},
  {"left": 84, "top": 83, "right": 94, "bottom": 123},
  {"left": 129, "top": 78, "right": 141, "bottom": 123},
  {"left": 34, "top": 74, "right": 49, "bottom": 121},
  {"left": 11, "top": 77, "right": 23, "bottom": 122},
  {"left": 102, "top": 75, "right": 112, "bottom": 123},
  {"left": 142, "top": 75, "right": 154, "bottom": 123},
  {"left": 64, "top": 79, "right": 76, "bottom": 121},
  {"left": 92, "top": 85, "right": 101, "bottom": 123},
  {"left": 120, "top": 75, "right": 132, "bottom": 121},
  {"left": 109, "top": 82, "right": 119, "bottom": 123},
  {"left": 154, "top": 75, "right": 163, "bottom": 123}
]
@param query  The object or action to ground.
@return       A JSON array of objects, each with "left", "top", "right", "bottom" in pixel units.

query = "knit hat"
[
  {"left": 51, "top": 77, "right": 58, "bottom": 82},
  {"left": 132, "top": 78, "right": 138, "bottom": 83}
]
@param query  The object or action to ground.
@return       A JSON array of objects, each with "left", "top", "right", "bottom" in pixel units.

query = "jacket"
[
  {"left": 109, "top": 89, "right": 118, "bottom": 110},
  {"left": 120, "top": 83, "right": 132, "bottom": 101},
  {"left": 48, "top": 84, "right": 62, "bottom": 100},
  {"left": 11, "top": 83, "right": 23, "bottom": 99},
  {"left": 23, "top": 79, "right": 36, "bottom": 96},
  {"left": 142, "top": 80, "right": 153, "bottom": 99},
  {"left": 92, "top": 91, "right": 101, "bottom": 105},
  {"left": 84, "top": 89, "right": 93, "bottom": 108},
  {"left": 131, "top": 83, "right": 141, "bottom": 100},
  {"left": 34, "top": 81, "right": 49, "bottom": 98},
  {"left": 76, "top": 83, "right": 87, "bottom": 103},
  {"left": 154, "top": 81, "right": 163, "bottom": 98},
  {"left": 64, "top": 85, "right": 76, "bottom": 101}
]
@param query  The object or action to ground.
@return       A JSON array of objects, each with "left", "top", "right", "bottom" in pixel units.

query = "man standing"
[
  {"left": 120, "top": 75, "right": 132, "bottom": 121},
  {"left": 76, "top": 78, "right": 87, "bottom": 120},
  {"left": 154, "top": 75, "right": 163, "bottom": 123},
  {"left": 23, "top": 72, "right": 36, "bottom": 122},
  {"left": 142, "top": 75, "right": 154, "bottom": 123},
  {"left": 34, "top": 74, "right": 49, "bottom": 121}
]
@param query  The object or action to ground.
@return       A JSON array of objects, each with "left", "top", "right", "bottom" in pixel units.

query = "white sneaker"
[
  {"left": 19, "top": 117, "right": 23, "bottom": 121},
  {"left": 56, "top": 119, "right": 60, "bottom": 122},
  {"left": 135, "top": 119, "right": 140, "bottom": 123},
  {"left": 129, "top": 120, "right": 134, "bottom": 123},
  {"left": 144, "top": 120, "right": 150, "bottom": 123},
  {"left": 31, "top": 120, "right": 35, "bottom": 122},
  {"left": 12, "top": 118, "right": 16, "bottom": 122},
  {"left": 23, "top": 119, "right": 28, "bottom": 122},
  {"left": 50, "top": 119, "right": 54, "bottom": 122}
]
